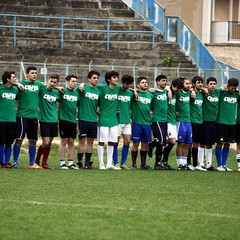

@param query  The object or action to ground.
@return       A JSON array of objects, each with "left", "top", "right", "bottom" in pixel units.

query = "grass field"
[{"left": 0, "top": 142, "right": 239, "bottom": 240}]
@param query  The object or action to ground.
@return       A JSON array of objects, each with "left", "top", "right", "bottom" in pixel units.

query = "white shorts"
[
  {"left": 167, "top": 123, "right": 177, "bottom": 140},
  {"left": 97, "top": 125, "right": 118, "bottom": 143},
  {"left": 118, "top": 124, "right": 131, "bottom": 136}
]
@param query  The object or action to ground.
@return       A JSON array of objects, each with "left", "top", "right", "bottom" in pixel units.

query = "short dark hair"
[
  {"left": 171, "top": 77, "right": 183, "bottom": 89},
  {"left": 121, "top": 74, "right": 134, "bottom": 84},
  {"left": 49, "top": 73, "right": 59, "bottom": 82},
  {"left": 26, "top": 66, "right": 37, "bottom": 73},
  {"left": 66, "top": 74, "right": 77, "bottom": 81},
  {"left": 155, "top": 74, "right": 167, "bottom": 82},
  {"left": 2, "top": 71, "right": 15, "bottom": 84},
  {"left": 137, "top": 76, "right": 147, "bottom": 84},
  {"left": 206, "top": 77, "right": 217, "bottom": 85},
  {"left": 191, "top": 76, "right": 203, "bottom": 85},
  {"left": 88, "top": 70, "right": 100, "bottom": 79},
  {"left": 228, "top": 78, "right": 239, "bottom": 87},
  {"left": 105, "top": 70, "right": 119, "bottom": 85}
]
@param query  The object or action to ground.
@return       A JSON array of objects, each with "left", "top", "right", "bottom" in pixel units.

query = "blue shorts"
[
  {"left": 176, "top": 122, "right": 192, "bottom": 144},
  {"left": 131, "top": 123, "right": 152, "bottom": 143}
]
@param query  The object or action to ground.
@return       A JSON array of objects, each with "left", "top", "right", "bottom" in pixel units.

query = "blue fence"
[{"left": 0, "top": 13, "right": 155, "bottom": 50}]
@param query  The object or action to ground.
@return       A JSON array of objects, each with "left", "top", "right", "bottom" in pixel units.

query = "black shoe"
[
  {"left": 207, "top": 165, "right": 217, "bottom": 171},
  {"left": 154, "top": 162, "right": 168, "bottom": 170},
  {"left": 177, "top": 164, "right": 186, "bottom": 170},
  {"left": 141, "top": 165, "right": 152, "bottom": 170},
  {"left": 163, "top": 162, "right": 175, "bottom": 170},
  {"left": 84, "top": 164, "right": 93, "bottom": 169},
  {"left": 77, "top": 162, "right": 84, "bottom": 169}
]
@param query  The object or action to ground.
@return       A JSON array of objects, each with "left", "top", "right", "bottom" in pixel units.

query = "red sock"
[
  {"left": 42, "top": 146, "right": 51, "bottom": 166},
  {"left": 140, "top": 150, "right": 147, "bottom": 166},
  {"left": 35, "top": 146, "right": 44, "bottom": 165},
  {"left": 131, "top": 151, "right": 138, "bottom": 166}
]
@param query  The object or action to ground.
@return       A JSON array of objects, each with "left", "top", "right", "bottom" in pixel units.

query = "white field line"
[{"left": 0, "top": 198, "right": 239, "bottom": 220}]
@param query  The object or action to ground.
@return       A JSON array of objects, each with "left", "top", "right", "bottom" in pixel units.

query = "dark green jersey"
[
  {"left": 190, "top": 91, "right": 203, "bottom": 124},
  {"left": 0, "top": 84, "right": 18, "bottom": 122},
  {"left": 131, "top": 91, "right": 154, "bottom": 125},
  {"left": 78, "top": 85, "right": 100, "bottom": 122},
  {"left": 151, "top": 89, "right": 168, "bottom": 122},
  {"left": 176, "top": 90, "right": 191, "bottom": 122},
  {"left": 59, "top": 88, "right": 79, "bottom": 123},
  {"left": 117, "top": 88, "right": 134, "bottom": 124},
  {"left": 38, "top": 87, "right": 60, "bottom": 122},
  {"left": 217, "top": 90, "right": 239, "bottom": 125},
  {"left": 167, "top": 95, "right": 176, "bottom": 125},
  {"left": 17, "top": 80, "right": 45, "bottom": 118},
  {"left": 202, "top": 88, "right": 222, "bottom": 121},
  {"left": 97, "top": 84, "right": 121, "bottom": 127}
]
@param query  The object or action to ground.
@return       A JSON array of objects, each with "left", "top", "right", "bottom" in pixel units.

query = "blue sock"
[
  {"left": 121, "top": 145, "right": 129, "bottom": 165},
  {"left": 0, "top": 144, "right": 4, "bottom": 164},
  {"left": 113, "top": 145, "right": 118, "bottom": 165},
  {"left": 29, "top": 146, "right": 36, "bottom": 165},
  {"left": 215, "top": 146, "right": 222, "bottom": 167},
  {"left": 13, "top": 144, "right": 21, "bottom": 164},
  {"left": 4, "top": 145, "right": 12, "bottom": 164},
  {"left": 222, "top": 147, "right": 229, "bottom": 167}
]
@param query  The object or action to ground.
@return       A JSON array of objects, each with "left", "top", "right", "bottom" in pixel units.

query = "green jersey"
[
  {"left": 0, "top": 84, "right": 18, "bottom": 122},
  {"left": 176, "top": 90, "right": 191, "bottom": 122},
  {"left": 237, "top": 97, "right": 240, "bottom": 121},
  {"left": 167, "top": 95, "right": 177, "bottom": 125},
  {"left": 202, "top": 88, "right": 222, "bottom": 121},
  {"left": 17, "top": 80, "right": 45, "bottom": 118},
  {"left": 78, "top": 85, "right": 100, "bottom": 122},
  {"left": 131, "top": 91, "right": 154, "bottom": 125},
  {"left": 59, "top": 88, "right": 79, "bottom": 123},
  {"left": 38, "top": 86, "right": 60, "bottom": 122},
  {"left": 151, "top": 89, "right": 168, "bottom": 122},
  {"left": 190, "top": 91, "right": 203, "bottom": 124},
  {"left": 217, "top": 90, "right": 239, "bottom": 125},
  {"left": 97, "top": 84, "right": 121, "bottom": 127},
  {"left": 117, "top": 88, "right": 134, "bottom": 124}
]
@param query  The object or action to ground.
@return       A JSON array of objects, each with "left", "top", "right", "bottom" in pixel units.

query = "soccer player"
[
  {"left": 198, "top": 77, "right": 222, "bottom": 171},
  {"left": 148, "top": 75, "right": 168, "bottom": 170},
  {"left": 131, "top": 77, "right": 154, "bottom": 170},
  {"left": 35, "top": 74, "right": 60, "bottom": 169},
  {"left": 77, "top": 70, "right": 100, "bottom": 169},
  {"left": 0, "top": 71, "right": 19, "bottom": 168},
  {"left": 13, "top": 66, "right": 45, "bottom": 169},
  {"left": 215, "top": 78, "right": 239, "bottom": 171},
  {"left": 112, "top": 74, "right": 134, "bottom": 170},
  {"left": 59, "top": 74, "right": 79, "bottom": 170},
  {"left": 175, "top": 77, "right": 194, "bottom": 170},
  {"left": 97, "top": 70, "right": 121, "bottom": 170}
]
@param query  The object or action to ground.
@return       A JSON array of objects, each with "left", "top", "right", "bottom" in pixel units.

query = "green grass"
[{"left": 0, "top": 143, "right": 239, "bottom": 240}]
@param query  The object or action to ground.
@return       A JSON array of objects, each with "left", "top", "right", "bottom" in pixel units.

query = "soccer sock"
[
  {"left": 42, "top": 146, "right": 51, "bottom": 166},
  {"left": 35, "top": 145, "right": 44, "bottom": 164},
  {"left": 176, "top": 156, "right": 181, "bottom": 166},
  {"left": 85, "top": 153, "right": 92, "bottom": 165},
  {"left": 187, "top": 148, "right": 191, "bottom": 165},
  {"left": 182, "top": 156, "right": 187, "bottom": 166},
  {"left": 60, "top": 160, "right": 65, "bottom": 166},
  {"left": 155, "top": 145, "right": 163, "bottom": 165},
  {"left": 222, "top": 147, "right": 229, "bottom": 167},
  {"left": 163, "top": 142, "right": 174, "bottom": 162},
  {"left": 205, "top": 149, "right": 212, "bottom": 168},
  {"left": 77, "top": 153, "right": 84, "bottom": 165},
  {"left": 236, "top": 154, "right": 240, "bottom": 168},
  {"left": 4, "top": 145, "right": 12, "bottom": 164},
  {"left": 112, "top": 145, "right": 118, "bottom": 165},
  {"left": 215, "top": 146, "right": 222, "bottom": 167},
  {"left": 198, "top": 147, "right": 204, "bottom": 166},
  {"left": 0, "top": 144, "right": 4, "bottom": 164},
  {"left": 13, "top": 144, "right": 21, "bottom": 165},
  {"left": 121, "top": 144, "right": 129, "bottom": 165},
  {"left": 107, "top": 145, "right": 114, "bottom": 167},
  {"left": 68, "top": 159, "right": 73, "bottom": 166},
  {"left": 192, "top": 147, "right": 198, "bottom": 167},
  {"left": 140, "top": 150, "right": 147, "bottom": 167},
  {"left": 29, "top": 146, "right": 36, "bottom": 166},
  {"left": 131, "top": 150, "right": 138, "bottom": 166},
  {"left": 97, "top": 145, "right": 104, "bottom": 166}
]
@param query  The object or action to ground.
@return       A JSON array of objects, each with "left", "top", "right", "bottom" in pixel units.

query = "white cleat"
[
  {"left": 99, "top": 164, "right": 106, "bottom": 170},
  {"left": 195, "top": 165, "right": 207, "bottom": 171},
  {"left": 106, "top": 165, "right": 121, "bottom": 170},
  {"left": 217, "top": 166, "right": 225, "bottom": 172}
]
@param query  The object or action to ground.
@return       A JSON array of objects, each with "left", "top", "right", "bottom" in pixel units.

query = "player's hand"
[
  {"left": 79, "top": 83, "right": 85, "bottom": 92},
  {"left": 16, "top": 82, "right": 24, "bottom": 90}
]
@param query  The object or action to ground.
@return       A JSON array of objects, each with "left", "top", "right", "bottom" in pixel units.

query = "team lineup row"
[{"left": 0, "top": 66, "right": 240, "bottom": 171}]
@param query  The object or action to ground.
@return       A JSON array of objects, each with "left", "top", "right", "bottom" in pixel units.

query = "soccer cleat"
[
  {"left": 4, "top": 163, "right": 12, "bottom": 169},
  {"left": 207, "top": 165, "right": 217, "bottom": 171},
  {"left": 99, "top": 164, "right": 106, "bottom": 170},
  {"left": 238, "top": 167, "right": 240, "bottom": 172},
  {"left": 12, "top": 163, "right": 18, "bottom": 169},
  {"left": 28, "top": 163, "right": 43, "bottom": 169},
  {"left": 121, "top": 164, "right": 130, "bottom": 170},
  {"left": 177, "top": 164, "right": 185, "bottom": 170},
  {"left": 130, "top": 164, "right": 137, "bottom": 170},
  {"left": 185, "top": 164, "right": 195, "bottom": 171},
  {"left": 195, "top": 165, "right": 207, "bottom": 171},
  {"left": 154, "top": 162, "right": 168, "bottom": 170},
  {"left": 216, "top": 166, "right": 225, "bottom": 172},
  {"left": 77, "top": 162, "right": 84, "bottom": 169},
  {"left": 224, "top": 166, "right": 233, "bottom": 172},
  {"left": 140, "top": 165, "right": 152, "bottom": 170},
  {"left": 106, "top": 165, "right": 121, "bottom": 170},
  {"left": 84, "top": 164, "right": 93, "bottom": 169},
  {"left": 60, "top": 164, "right": 69, "bottom": 170},
  {"left": 68, "top": 164, "right": 79, "bottom": 170},
  {"left": 42, "top": 164, "right": 54, "bottom": 170},
  {"left": 114, "top": 164, "right": 122, "bottom": 170},
  {"left": 163, "top": 163, "right": 175, "bottom": 170}
]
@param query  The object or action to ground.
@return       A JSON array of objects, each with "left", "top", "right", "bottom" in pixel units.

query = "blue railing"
[{"left": 0, "top": 14, "right": 155, "bottom": 50}]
